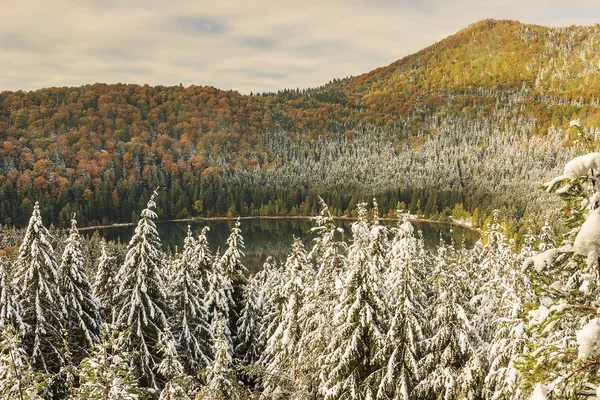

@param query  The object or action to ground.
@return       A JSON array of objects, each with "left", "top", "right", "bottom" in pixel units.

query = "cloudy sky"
[{"left": 1, "top": 0, "right": 600, "bottom": 94}]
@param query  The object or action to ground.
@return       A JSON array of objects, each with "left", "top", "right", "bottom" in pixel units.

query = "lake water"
[{"left": 81, "top": 218, "right": 478, "bottom": 271}]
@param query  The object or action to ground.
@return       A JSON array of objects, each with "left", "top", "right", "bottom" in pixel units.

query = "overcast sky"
[{"left": 1, "top": 0, "right": 600, "bottom": 94}]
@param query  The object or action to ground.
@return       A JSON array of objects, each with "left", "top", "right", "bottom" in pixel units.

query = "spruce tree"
[
  {"left": 74, "top": 324, "right": 146, "bottom": 399},
  {"left": 0, "top": 325, "right": 49, "bottom": 400},
  {"left": 235, "top": 274, "right": 262, "bottom": 364},
  {"left": 59, "top": 215, "right": 102, "bottom": 364},
  {"left": 156, "top": 326, "right": 197, "bottom": 400},
  {"left": 298, "top": 199, "right": 346, "bottom": 398},
  {"left": 114, "top": 191, "right": 169, "bottom": 388},
  {"left": 12, "top": 202, "right": 66, "bottom": 372},
  {"left": 0, "top": 257, "right": 22, "bottom": 330},
  {"left": 200, "top": 315, "right": 238, "bottom": 400},
  {"left": 169, "top": 226, "right": 212, "bottom": 373},
  {"left": 376, "top": 218, "right": 427, "bottom": 400},
  {"left": 205, "top": 249, "right": 235, "bottom": 352},
  {"left": 323, "top": 203, "right": 386, "bottom": 399},
  {"left": 261, "top": 237, "right": 311, "bottom": 398},
  {"left": 93, "top": 240, "right": 117, "bottom": 322},
  {"left": 414, "top": 261, "right": 484, "bottom": 400},
  {"left": 219, "top": 220, "right": 248, "bottom": 336}
]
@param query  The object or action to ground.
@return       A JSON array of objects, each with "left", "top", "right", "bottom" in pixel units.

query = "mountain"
[{"left": 0, "top": 19, "right": 598, "bottom": 232}]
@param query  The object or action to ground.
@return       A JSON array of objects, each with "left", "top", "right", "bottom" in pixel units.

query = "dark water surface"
[{"left": 81, "top": 218, "right": 478, "bottom": 271}]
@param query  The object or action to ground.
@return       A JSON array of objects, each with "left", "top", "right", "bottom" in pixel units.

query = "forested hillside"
[{"left": 1, "top": 19, "right": 600, "bottom": 232}]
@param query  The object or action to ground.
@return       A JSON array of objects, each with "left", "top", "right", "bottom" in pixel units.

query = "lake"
[{"left": 81, "top": 218, "right": 479, "bottom": 271}]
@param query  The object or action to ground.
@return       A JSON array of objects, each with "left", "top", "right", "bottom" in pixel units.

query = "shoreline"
[{"left": 77, "top": 215, "right": 479, "bottom": 234}]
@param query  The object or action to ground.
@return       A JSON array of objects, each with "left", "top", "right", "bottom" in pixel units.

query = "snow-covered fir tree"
[
  {"left": 59, "top": 215, "right": 102, "bottom": 364},
  {"left": 193, "top": 226, "right": 214, "bottom": 287},
  {"left": 261, "top": 237, "right": 311, "bottom": 398},
  {"left": 93, "top": 240, "right": 117, "bottom": 322},
  {"left": 255, "top": 256, "right": 285, "bottom": 364},
  {"left": 297, "top": 199, "right": 347, "bottom": 397},
  {"left": 156, "top": 326, "right": 197, "bottom": 400},
  {"left": 235, "top": 273, "right": 262, "bottom": 364},
  {"left": 12, "top": 202, "right": 66, "bottom": 372},
  {"left": 205, "top": 248, "right": 235, "bottom": 353},
  {"left": 323, "top": 203, "right": 386, "bottom": 399},
  {"left": 519, "top": 151, "right": 600, "bottom": 397},
  {"left": 0, "top": 257, "right": 22, "bottom": 330},
  {"left": 376, "top": 217, "right": 428, "bottom": 400},
  {"left": 414, "top": 246, "right": 485, "bottom": 400},
  {"left": 220, "top": 219, "right": 248, "bottom": 337},
  {"left": 169, "top": 226, "right": 212, "bottom": 374},
  {"left": 74, "top": 324, "right": 146, "bottom": 399},
  {"left": 0, "top": 325, "right": 48, "bottom": 400},
  {"left": 200, "top": 315, "right": 238, "bottom": 400},
  {"left": 113, "top": 190, "right": 169, "bottom": 388}
]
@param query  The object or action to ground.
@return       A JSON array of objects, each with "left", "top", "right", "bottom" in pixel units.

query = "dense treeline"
[{"left": 3, "top": 20, "right": 600, "bottom": 230}]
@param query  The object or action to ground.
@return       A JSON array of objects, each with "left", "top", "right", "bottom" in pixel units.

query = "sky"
[{"left": 1, "top": 0, "right": 600, "bottom": 94}]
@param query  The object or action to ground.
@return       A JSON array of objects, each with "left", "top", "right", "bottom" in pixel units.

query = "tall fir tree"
[
  {"left": 114, "top": 191, "right": 170, "bottom": 388},
  {"left": 59, "top": 215, "right": 102, "bottom": 364},
  {"left": 376, "top": 218, "right": 428, "bottom": 400},
  {"left": 12, "top": 202, "right": 66, "bottom": 372},
  {"left": 0, "top": 325, "right": 49, "bottom": 400},
  {"left": 219, "top": 219, "right": 248, "bottom": 337},
  {"left": 261, "top": 237, "right": 311, "bottom": 398},
  {"left": 74, "top": 324, "right": 147, "bottom": 399},
  {"left": 205, "top": 248, "right": 235, "bottom": 353},
  {"left": 93, "top": 240, "right": 117, "bottom": 323},
  {"left": 298, "top": 199, "right": 347, "bottom": 398},
  {"left": 200, "top": 315, "right": 238, "bottom": 400},
  {"left": 323, "top": 203, "right": 386, "bottom": 399},
  {"left": 235, "top": 274, "right": 262, "bottom": 364},
  {"left": 0, "top": 257, "right": 22, "bottom": 330},
  {"left": 169, "top": 226, "right": 212, "bottom": 374}
]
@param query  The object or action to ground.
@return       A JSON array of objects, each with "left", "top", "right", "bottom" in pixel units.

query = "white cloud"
[{"left": 1, "top": 0, "right": 600, "bottom": 93}]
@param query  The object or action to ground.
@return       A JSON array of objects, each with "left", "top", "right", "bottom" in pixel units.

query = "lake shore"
[{"left": 77, "top": 215, "right": 479, "bottom": 234}]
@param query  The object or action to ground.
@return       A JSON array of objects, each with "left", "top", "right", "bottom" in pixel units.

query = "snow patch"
[
  {"left": 530, "top": 383, "right": 549, "bottom": 400},
  {"left": 576, "top": 318, "right": 600, "bottom": 361},
  {"left": 563, "top": 152, "right": 600, "bottom": 180},
  {"left": 574, "top": 208, "right": 600, "bottom": 258}
]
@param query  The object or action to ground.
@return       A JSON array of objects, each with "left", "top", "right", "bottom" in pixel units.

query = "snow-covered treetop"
[{"left": 141, "top": 188, "right": 159, "bottom": 220}]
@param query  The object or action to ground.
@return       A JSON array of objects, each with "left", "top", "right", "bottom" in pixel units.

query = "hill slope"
[{"left": 0, "top": 19, "right": 597, "bottom": 230}]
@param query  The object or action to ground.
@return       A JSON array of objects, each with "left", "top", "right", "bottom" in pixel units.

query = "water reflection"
[{"left": 82, "top": 218, "right": 479, "bottom": 272}]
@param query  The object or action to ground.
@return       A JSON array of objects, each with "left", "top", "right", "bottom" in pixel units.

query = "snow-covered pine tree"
[
  {"left": 74, "top": 324, "right": 146, "bottom": 399},
  {"left": 0, "top": 325, "right": 49, "bottom": 399},
  {"left": 255, "top": 257, "right": 285, "bottom": 364},
  {"left": 297, "top": 199, "right": 347, "bottom": 397},
  {"left": 114, "top": 190, "right": 169, "bottom": 389},
  {"left": 219, "top": 220, "right": 248, "bottom": 337},
  {"left": 414, "top": 253, "right": 485, "bottom": 400},
  {"left": 193, "top": 226, "right": 214, "bottom": 286},
  {"left": 0, "top": 257, "right": 22, "bottom": 330},
  {"left": 235, "top": 274, "right": 262, "bottom": 364},
  {"left": 156, "top": 326, "right": 197, "bottom": 400},
  {"left": 12, "top": 201, "right": 66, "bottom": 372},
  {"left": 322, "top": 203, "right": 386, "bottom": 399},
  {"left": 200, "top": 315, "right": 238, "bottom": 400},
  {"left": 472, "top": 210, "right": 517, "bottom": 342},
  {"left": 261, "top": 237, "right": 311, "bottom": 398},
  {"left": 375, "top": 217, "right": 428, "bottom": 400},
  {"left": 59, "top": 215, "right": 102, "bottom": 364},
  {"left": 169, "top": 226, "right": 212, "bottom": 374},
  {"left": 519, "top": 151, "right": 600, "bottom": 396},
  {"left": 481, "top": 217, "right": 535, "bottom": 400},
  {"left": 205, "top": 248, "right": 235, "bottom": 354},
  {"left": 93, "top": 240, "right": 117, "bottom": 322}
]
